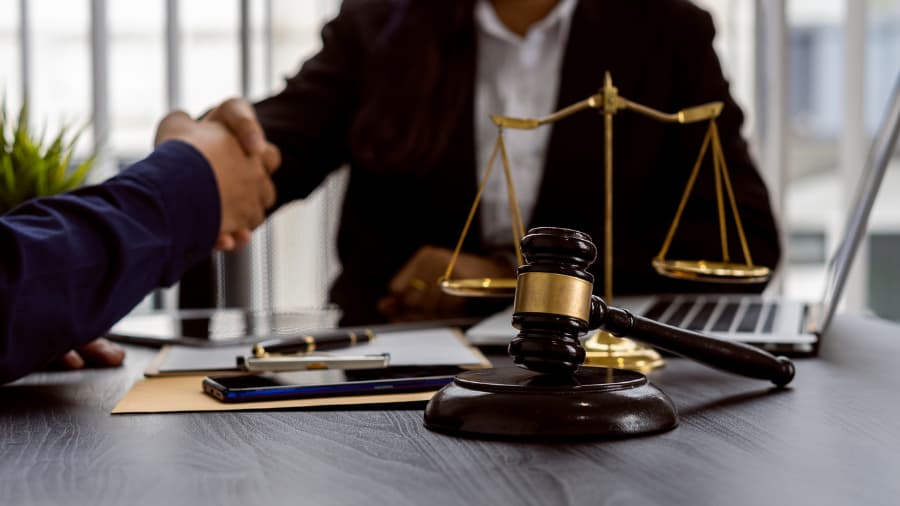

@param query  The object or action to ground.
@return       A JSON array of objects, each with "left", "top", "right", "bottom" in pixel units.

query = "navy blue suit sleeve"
[{"left": 0, "top": 140, "right": 220, "bottom": 383}]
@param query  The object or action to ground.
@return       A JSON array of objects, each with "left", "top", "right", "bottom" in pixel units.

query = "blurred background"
[{"left": 0, "top": 0, "right": 898, "bottom": 320}]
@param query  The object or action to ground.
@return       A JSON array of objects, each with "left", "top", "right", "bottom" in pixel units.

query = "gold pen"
[{"left": 252, "top": 328, "right": 376, "bottom": 357}]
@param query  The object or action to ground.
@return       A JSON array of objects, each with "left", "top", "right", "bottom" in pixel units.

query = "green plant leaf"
[
  {"left": 14, "top": 101, "right": 28, "bottom": 141},
  {"left": 60, "top": 155, "right": 96, "bottom": 192},
  {"left": 10, "top": 147, "right": 40, "bottom": 205},
  {"left": 0, "top": 97, "right": 7, "bottom": 154},
  {"left": 0, "top": 153, "right": 14, "bottom": 213},
  {"left": 0, "top": 148, "right": 12, "bottom": 188},
  {"left": 0, "top": 100, "right": 93, "bottom": 213},
  {"left": 44, "top": 127, "right": 68, "bottom": 187}
]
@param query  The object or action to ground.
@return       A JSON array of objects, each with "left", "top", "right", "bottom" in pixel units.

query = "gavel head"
[{"left": 508, "top": 227, "right": 598, "bottom": 374}]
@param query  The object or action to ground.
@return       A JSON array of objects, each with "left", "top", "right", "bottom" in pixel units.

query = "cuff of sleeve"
[{"left": 122, "top": 140, "right": 221, "bottom": 284}]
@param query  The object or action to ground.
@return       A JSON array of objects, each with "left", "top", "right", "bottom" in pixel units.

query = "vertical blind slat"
[
  {"left": 165, "top": 0, "right": 182, "bottom": 110},
  {"left": 90, "top": 0, "right": 110, "bottom": 164},
  {"left": 18, "top": 0, "right": 32, "bottom": 104}
]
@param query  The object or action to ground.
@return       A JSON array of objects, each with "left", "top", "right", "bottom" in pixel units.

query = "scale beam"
[{"left": 490, "top": 95, "right": 723, "bottom": 130}]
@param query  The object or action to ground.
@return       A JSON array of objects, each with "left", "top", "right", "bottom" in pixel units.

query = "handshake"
[{"left": 154, "top": 98, "right": 279, "bottom": 251}]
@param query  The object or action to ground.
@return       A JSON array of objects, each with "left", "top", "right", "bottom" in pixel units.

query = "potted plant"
[{"left": 0, "top": 100, "right": 94, "bottom": 215}]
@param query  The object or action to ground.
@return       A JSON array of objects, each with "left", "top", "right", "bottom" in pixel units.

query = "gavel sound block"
[{"left": 424, "top": 227, "right": 794, "bottom": 438}]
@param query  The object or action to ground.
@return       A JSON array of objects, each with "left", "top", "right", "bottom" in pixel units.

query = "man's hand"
[
  {"left": 51, "top": 338, "right": 126, "bottom": 371},
  {"left": 155, "top": 110, "right": 278, "bottom": 249},
  {"left": 52, "top": 112, "right": 281, "bottom": 373},
  {"left": 377, "top": 246, "right": 515, "bottom": 322},
  {"left": 203, "top": 97, "right": 282, "bottom": 250}
]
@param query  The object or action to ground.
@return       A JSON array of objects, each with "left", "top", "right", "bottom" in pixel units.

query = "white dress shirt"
[{"left": 474, "top": 0, "right": 578, "bottom": 248}]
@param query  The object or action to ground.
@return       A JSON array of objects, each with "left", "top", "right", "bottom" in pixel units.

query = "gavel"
[
  {"left": 508, "top": 227, "right": 795, "bottom": 386},
  {"left": 425, "top": 227, "right": 794, "bottom": 438}
]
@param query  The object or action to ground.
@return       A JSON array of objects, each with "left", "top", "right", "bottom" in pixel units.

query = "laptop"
[{"left": 467, "top": 72, "right": 900, "bottom": 355}]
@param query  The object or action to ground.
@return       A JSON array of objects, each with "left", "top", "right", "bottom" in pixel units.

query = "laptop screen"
[{"left": 818, "top": 72, "right": 900, "bottom": 333}]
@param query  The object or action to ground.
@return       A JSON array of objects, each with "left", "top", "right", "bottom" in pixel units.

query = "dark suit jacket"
[{"left": 253, "top": 0, "right": 781, "bottom": 325}]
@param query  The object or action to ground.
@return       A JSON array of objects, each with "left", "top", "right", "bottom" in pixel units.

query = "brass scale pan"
[
  {"left": 439, "top": 277, "right": 518, "bottom": 298},
  {"left": 652, "top": 259, "right": 770, "bottom": 285}
]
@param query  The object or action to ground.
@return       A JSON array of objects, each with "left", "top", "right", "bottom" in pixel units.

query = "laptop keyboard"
[
  {"left": 737, "top": 303, "right": 763, "bottom": 332},
  {"left": 711, "top": 302, "right": 739, "bottom": 332},
  {"left": 762, "top": 304, "right": 778, "bottom": 332},
  {"left": 645, "top": 297, "right": 776, "bottom": 335},
  {"left": 686, "top": 301, "right": 716, "bottom": 330},
  {"left": 464, "top": 295, "right": 816, "bottom": 351}
]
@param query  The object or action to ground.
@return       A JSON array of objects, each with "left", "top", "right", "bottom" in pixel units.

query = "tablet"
[
  {"left": 202, "top": 365, "right": 467, "bottom": 403},
  {"left": 107, "top": 308, "right": 340, "bottom": 347}
]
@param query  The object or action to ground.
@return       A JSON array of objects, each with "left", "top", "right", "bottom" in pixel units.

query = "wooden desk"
[{"left": 2, "top": 314, "right": 899, "bottom": 506}]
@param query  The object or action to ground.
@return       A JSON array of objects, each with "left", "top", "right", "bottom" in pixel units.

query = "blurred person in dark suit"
[{"left": 188, "top": 0, "right": 780, "bottom": 325}]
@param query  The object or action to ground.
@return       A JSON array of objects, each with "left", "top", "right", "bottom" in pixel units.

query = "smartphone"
[{"left": 202, "top": 365, "right": 467, "bottom": 403}]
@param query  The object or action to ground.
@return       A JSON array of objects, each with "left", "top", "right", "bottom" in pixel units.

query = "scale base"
[
  {"left": 583, "top": 331, "right": 666, "bottom": 373},
  {"left": 424, "top": 367, "right": 678, "bottom": 438}
]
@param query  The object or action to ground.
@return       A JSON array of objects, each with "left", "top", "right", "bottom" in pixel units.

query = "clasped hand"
[
  {"left": 53, "top": 99, "right": 281, "bottom": 372},
  {"left": 154, "top": 98, "right": 282, "bottom": 251}
]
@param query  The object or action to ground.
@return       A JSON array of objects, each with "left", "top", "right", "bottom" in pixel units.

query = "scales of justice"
[
  {"left": 422, "top": 74, "right": 792, "bottom": 439},
  {"left": 438, "top": 72, "right": 772, "bottom": 373}
]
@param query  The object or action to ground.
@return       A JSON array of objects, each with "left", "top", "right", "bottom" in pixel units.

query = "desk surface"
[{"left": 2, "top": 313, "right": 900, "bottom": 506}]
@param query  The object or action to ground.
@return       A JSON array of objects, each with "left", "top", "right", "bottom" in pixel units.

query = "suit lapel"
[
  {"left": 430, "top": 6, "right": 481, "bottom": 250},
  {"left": 531, "top": 0, "right": 649, "bottom": 234}
]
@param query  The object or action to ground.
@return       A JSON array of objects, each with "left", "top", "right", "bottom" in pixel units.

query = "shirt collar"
[{"left": 475, "top": 0, "right": 578, "bottom": 45}]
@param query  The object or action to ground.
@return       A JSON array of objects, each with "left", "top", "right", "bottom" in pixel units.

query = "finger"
[
  {"left": 389, "top": 246, "right": 447, "bottom": 297},
  {"left": 395, "top": 308, "right": 426, "bottom": 323},
  {"left": 232, "top": 229, "right": 253, "bottom": 249},
  {"left": 206, "top": 97, "right": 266, "bottom": 156},
  {"left": 401, "top": 285, "right": 426, "bottom": 313},
  {"left": 60, "top": 350, "right": 85, "bottom": 369},
  {"left": 154, "top": 110, "right": 192, "bottom": 146},
  {"left": 388, "top": 251, "right": 424, "bottom": 295},
  {"left": 259, "top": 175, "right": 277, "bottom": 209},
  {"left": 77, "top": 338, "right": 126, "bottom": 367},
  {"left": 246, "top": 205, "right": 266, "bottom": 231},
  {"left": 420, "top": 287, "right": 444, "bottom": 318},
  {"left": 215, "top": 234, "right": 236, "bottom": 251},
  {"left": 262, "top": 142, "right": 282, "bottom": 174},
  {"left": 376, "top": 296, "right": 398, "bottom": 317}
]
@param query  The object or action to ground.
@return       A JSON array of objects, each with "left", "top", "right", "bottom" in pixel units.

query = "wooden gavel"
[{"left": 508, "top": 227, "right": 794, "bottom": 386}]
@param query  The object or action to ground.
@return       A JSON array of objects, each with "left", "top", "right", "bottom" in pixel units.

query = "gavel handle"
[{"left": 592, "top": 297, "right": 795, "bottom": 386}]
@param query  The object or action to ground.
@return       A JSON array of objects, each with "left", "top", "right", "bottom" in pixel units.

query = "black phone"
[{"left": 202, "top": 366, "right": 467, "bottom": 403}]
